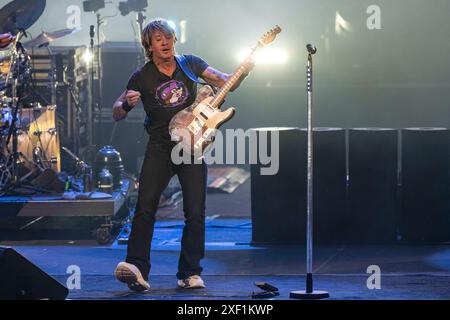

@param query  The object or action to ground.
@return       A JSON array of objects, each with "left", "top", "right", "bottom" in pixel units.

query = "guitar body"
[{"left": 169, "top": 85, "right": 235, "bottom": 156}]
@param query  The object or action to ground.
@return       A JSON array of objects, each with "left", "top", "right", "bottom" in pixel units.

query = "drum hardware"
[
  {"left": 1, "top": 96, "right": 17, "bottom": 104},
  {"left": 3, "top": 30, "right": 30, "bottom": 188},
  {"left": 23, "top": 28, "right": 79, "bottom": 49},
  {"left": 0, "top": 0, "right": 73, "bottom": 194},
  {"left": 32, "top": 145, "right": 47, "bottom": 167},
  {"left": 61, "top": 146, "right": 94, "bottom": 193},
  {"left": 0, "top": 34, "right": 53, "bottom": 192},
  {"left": 0, "top": 157, "right": 12, "bottom": 192},
  {"left": 61, "top": 146, "right": 90, "bottom": 174},
  {"left": 32, "top": 146, "right": 58, "bottom": 169}
]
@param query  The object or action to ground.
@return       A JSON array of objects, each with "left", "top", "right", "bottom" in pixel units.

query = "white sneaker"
[
  {"left": 177, "top": 275, "right": 206, "bottom": 289},
  {"left": 114, "top": 262, "right": 150, "bottom": 292}
]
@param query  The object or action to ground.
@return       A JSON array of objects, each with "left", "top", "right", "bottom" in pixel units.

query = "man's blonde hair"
[{"left": 141, "top": 18, "right": 177, "bottom": 60}]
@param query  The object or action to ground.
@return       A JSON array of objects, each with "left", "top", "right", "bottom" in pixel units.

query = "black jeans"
[{"left": 125, "top": 141, "right": 207, "bottom": 280}]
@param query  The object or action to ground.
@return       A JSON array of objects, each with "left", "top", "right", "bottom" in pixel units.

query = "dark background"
[{"left": 2, "top": 0, "right": 449, "bottom": 171}]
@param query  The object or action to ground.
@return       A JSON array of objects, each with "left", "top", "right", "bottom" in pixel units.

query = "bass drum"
[{"left": 16, "top": 105, "right": 61, "bottom": 172}]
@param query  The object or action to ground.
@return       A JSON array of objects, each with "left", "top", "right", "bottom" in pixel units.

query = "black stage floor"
[{"left": 2, "top": 217, "right": 450, "bottom": 300}]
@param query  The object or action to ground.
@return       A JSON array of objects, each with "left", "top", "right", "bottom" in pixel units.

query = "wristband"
[{"left": 122, "top": 100, "right": 133, "bottom": 112}]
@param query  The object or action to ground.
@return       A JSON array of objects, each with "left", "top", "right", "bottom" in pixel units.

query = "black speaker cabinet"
[
  {"left": 305, "top": 128, "right": 347, "bottom": 244},
  {"left": 250, "top": 127, "right": 346, "bottom": 244},
  {"left": 400, "top": 128, "right": 450, "bottom": 243},
  {"left": 0, "top": 247, "right": 68, "bottom": 300},
  {"left": 347, "top": 128, "right": 398, "bottom": 244}
]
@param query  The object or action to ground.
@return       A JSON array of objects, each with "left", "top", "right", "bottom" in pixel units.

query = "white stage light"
[
  {"left": 237, "top": 47, "right": 288, "bottom": 65},
  {"left": 83, "top": 49, "right": 93, "bottom": 64}
]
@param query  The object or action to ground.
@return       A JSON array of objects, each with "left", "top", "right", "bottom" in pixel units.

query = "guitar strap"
[{"left": 175, "top": 54, "right": 209, "bottom": 86}]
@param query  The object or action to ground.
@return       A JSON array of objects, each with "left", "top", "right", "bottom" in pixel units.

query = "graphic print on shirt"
[{"left": 155, "top": 80, "right": 189, "bottom": 107}]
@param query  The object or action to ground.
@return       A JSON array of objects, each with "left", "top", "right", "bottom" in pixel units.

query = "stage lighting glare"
[
  {"left": 119, "top": 0, "right": 148, "bottom": 16},
  {"left": 167, "top": 20, "right": 177, "bottom": 32},
  {"left": 237, "top": 47, "right": 288, "bottom": 65},
  {"left": 83, "top": 49, "right": 94, "bottom": 64},
  {"left": 83, "top": 0, "right": 105, "bottom": 12}
]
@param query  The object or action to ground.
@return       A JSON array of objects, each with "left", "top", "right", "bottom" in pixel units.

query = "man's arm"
[
  {"left": 112, "top": 90, "right": 141, "bottom": 122},
  {"left": 201, "top": 61, "right": 254, "bottom": 91},
  {"left": 201, "top": 67, "right": 229, "bottom": 89},
  {"left": 113, "top": 91, "right": 128, "bottom": 121}
]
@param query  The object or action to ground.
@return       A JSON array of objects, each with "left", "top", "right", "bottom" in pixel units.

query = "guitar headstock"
[{"left": 258, "top": 25, "right": 282, "bottom": 47}]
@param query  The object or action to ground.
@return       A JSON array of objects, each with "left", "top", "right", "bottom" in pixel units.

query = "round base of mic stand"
[
  {"left": 290, "top": 290, "right": 329, "bottom": 300},
  {"left": 290, "top": 273, "right": 329, "bottom": 299}
]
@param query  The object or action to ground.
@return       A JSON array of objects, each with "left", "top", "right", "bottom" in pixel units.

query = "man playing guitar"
[{"left": 113, "top": 18, "right": 251, "bottom": 292}]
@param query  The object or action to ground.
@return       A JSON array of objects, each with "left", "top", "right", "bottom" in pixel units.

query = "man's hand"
[
  {"left": 0, "top": 33, "right": 14, "bottom": 49},
  {"left": 112, "top": 89, "right": 140, "bottom": 122},
  {"left": 229, "top": 59, "right": 255, "bottom": 92},
  {"left": 125, "top": 90, "right": 141, "bottom": 108}
]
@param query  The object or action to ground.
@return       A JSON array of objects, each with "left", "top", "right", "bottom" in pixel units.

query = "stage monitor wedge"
[{"left": 0, "top": 247, "right": 69, "bottom": 300}]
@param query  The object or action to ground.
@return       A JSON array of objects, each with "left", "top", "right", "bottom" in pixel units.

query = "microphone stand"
[
  {"left": 88, "top": 25, "right": 95, "bottom": 148},
  {"left": 86, "top": 10, "right": 105, "bottom": 162},
  {"left": 290, "top": 44, "right": 329, "bottom": 300},
  {"left": 96, "top": 13, "right": 104, "bottom": 144},
  {"left": 136, "top": 11, "right": 147, "bottom": 66}
]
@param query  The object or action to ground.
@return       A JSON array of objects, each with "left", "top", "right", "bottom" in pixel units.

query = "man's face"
[{"left": 149, "top": 30, "right": 175, "bottom": 60}]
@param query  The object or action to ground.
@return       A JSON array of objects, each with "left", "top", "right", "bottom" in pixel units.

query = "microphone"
[{"left": 306, "top": 44, "right": 317, "bottom": 54}]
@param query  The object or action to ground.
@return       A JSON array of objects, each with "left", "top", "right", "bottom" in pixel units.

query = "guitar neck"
[
  {"left": 209, "top": 50, "right": 256, "bottom": 109},
  {"left": 208, "top": 25, "right": 281, "bottom": 109}
]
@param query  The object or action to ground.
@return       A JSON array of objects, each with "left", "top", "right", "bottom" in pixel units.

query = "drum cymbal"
[
  {"left": 23, "top": 28, "right": 79, "bottom": 49},
  {"left": 0, "top": 0, "right": 46, "bottom": 34}
]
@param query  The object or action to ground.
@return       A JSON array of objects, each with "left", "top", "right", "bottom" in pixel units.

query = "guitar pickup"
[{"left": 199, "top": 112, "right": 209, "bottom": 120}]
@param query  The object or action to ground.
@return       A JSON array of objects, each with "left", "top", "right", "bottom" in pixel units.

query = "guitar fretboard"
[{"left": 209, "top": 56, "right": 254, "bottom": 109}]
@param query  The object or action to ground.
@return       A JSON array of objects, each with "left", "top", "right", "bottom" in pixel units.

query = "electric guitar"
[{"left": 168, "top": 25, "right": 282, "bottom": 156}]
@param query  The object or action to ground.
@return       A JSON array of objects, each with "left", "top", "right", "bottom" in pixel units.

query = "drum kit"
[{"left": 0, "top": 0, "right": 78, "bottom": 192}]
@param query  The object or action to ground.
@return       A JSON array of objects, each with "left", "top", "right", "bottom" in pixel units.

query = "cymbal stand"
[
  {"left": 5, "top": 32, "right": 28, "bottom": 187},
  {"left": 1, "top": 33, "right": 42, "bottom": 193}
]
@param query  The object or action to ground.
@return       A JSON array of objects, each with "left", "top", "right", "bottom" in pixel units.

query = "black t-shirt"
[{"left": 126, "top": 54, "right": 209, "bottom": 144}]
